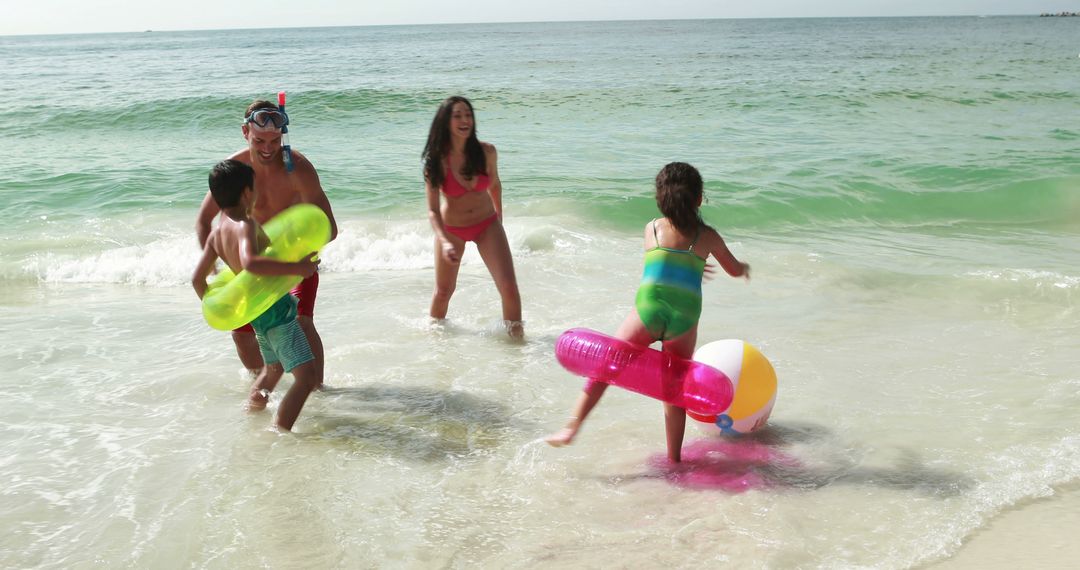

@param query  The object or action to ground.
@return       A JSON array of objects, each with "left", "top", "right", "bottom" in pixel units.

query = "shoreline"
[{"left": 926, "top": 482, "right": 1080, "bottom": 569}]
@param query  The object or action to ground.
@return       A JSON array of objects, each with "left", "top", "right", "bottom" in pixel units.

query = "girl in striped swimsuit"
[{"left": 546, "top": 162, "right": 750, "bottom": 463}]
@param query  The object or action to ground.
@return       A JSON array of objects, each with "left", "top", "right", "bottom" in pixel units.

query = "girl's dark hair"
[
  {"left": 655, "top": 162, "right": 705, "bottom": 235},
  {"left": 421, "top": 96, "right": 486, "bottom": 189}
]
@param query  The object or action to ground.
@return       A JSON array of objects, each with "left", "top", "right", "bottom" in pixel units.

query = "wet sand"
[{"left": 928, "top": 484, "right": 1080, "bottom": 569}]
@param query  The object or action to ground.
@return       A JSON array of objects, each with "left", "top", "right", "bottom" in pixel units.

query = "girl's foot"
[{"left": 545, "top": 424, "right": 578, "bottom": 447}]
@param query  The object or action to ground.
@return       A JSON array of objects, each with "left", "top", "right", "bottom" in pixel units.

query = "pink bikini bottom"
[{"left": 445, "top": 213, "right": 498, "bottom": 242}]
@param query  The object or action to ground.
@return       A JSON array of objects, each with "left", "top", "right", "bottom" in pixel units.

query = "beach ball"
[{"left": 688, "top": 340, "right": 777, "bottom": 435}]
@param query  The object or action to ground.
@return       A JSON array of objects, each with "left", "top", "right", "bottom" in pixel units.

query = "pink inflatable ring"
[{"left": 554, "top": 328, "right": 734, "bottom": 415}]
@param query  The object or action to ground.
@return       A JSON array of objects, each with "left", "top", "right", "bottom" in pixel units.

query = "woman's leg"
[
  {"left": 430, "top": 234, "right": 465, "bottom": 320},
  {"left": 474, "top": 220, "right": 523, "bottom": 337}
]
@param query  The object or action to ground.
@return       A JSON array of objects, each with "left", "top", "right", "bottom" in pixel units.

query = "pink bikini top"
[{"left": 441, "top": 162, "right": 490, "bottom": 198}]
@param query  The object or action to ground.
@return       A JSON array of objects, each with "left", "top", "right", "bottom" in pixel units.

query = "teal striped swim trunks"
[{"left": 251, "top": 295, "right": 314, "bottom": 373}]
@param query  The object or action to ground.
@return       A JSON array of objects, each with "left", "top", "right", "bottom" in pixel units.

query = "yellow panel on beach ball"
[
  {"left": 690, "top": 339, "right": 778, "bottom": 435},
  {"left": 727, "top": 343, "right": 777, "bottom": 421}
]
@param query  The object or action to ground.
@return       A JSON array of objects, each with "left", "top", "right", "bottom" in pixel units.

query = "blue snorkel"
[{"left": 277, "top": 91, "right": 295, "bottom": 172}]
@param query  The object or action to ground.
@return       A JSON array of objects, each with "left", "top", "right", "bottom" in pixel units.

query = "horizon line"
[{"left": 0, "top": 13, "right": 1042, "bottom": 39}]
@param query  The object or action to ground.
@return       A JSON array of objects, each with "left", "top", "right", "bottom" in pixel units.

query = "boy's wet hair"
[
  {"left": 208, "top": 159, "right": 255, "bottom": 209},
  {"left": 655, "top": 162, "right": 704, "bottom": 235}
]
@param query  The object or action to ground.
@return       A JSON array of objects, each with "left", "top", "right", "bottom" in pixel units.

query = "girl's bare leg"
[
  {"left": 545, "top": 380, "right": 607, "bottom": 446},
  {"left": 661, "top": 327, "right": 698, "bottom": 463},
  {"left": 546, "top": 312, "right": 656, "bottom": 446},
  {"left": 663, "top": 403, "right": 687, "bottom": 462}
]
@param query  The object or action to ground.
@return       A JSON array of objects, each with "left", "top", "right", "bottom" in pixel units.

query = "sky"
[{"left": 2, "top": 0, "right": 1075, "bottom": 36}]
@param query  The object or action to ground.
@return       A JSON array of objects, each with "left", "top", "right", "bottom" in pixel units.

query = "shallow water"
[{"left": 2, "top": 16, "right": 1079, "bottom": 569}]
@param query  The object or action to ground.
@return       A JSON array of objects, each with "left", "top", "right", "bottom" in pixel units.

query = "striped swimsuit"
[{"left": 634, "top": 220, "right": 706, "bottom": 341}]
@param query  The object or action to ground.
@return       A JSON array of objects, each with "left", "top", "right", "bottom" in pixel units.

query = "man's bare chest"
[{"left": 252, "top": 183, "right": 301, "bottom": 223}]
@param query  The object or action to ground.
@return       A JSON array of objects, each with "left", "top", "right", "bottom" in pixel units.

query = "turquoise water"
[{"left": 2, "top": 17, "right": 1079, "bottom": 568}]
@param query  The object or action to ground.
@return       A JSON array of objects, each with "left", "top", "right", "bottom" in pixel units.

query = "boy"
[
  {"left": 196, "top": 99, "right": 337, "bottom": 379},
  {"left": 192, "top": 159, "right": 320, "bottom": 431}
]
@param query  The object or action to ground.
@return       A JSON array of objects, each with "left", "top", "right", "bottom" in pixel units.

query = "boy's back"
[{"left": 208, "top": 215, "right": 270, "bottom": 276}]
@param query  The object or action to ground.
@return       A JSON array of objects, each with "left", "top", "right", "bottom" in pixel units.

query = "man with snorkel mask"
[{"left": 196, "top": 97, "right": 338, "bottom": 382}]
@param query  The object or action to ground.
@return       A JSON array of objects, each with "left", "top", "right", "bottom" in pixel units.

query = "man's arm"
[{"left": 295, "top": 153, "right": 338, "bottom": 242}]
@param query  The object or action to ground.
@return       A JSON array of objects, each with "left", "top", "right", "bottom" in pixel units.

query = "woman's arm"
[
  {"left": 483, "top": 143, "right": 503, "bottom": 220},
  {"left": 426, "top": 177, "right": 460, "bottom": 263}
]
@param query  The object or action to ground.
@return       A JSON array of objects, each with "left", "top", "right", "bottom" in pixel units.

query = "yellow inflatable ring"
[{"left": 202, "top": 203, "right": 331, "bottom": 331}]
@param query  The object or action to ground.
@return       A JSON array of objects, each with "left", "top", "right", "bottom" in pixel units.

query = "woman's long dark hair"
[
  {"left": 422, "top": 96, "right": 486, "bottom": 189},
  {"left": 655, "top": 162, "right": 705, "bottom": 235}
]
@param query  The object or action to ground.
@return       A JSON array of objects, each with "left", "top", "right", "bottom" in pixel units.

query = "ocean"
[{"left": 1, "top": 16, "right": 1078, "bottom": 568}]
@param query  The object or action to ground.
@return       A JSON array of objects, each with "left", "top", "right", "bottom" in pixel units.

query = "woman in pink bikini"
[{"left": 422, "top": 96, "right": 524, "bottom": 338}]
